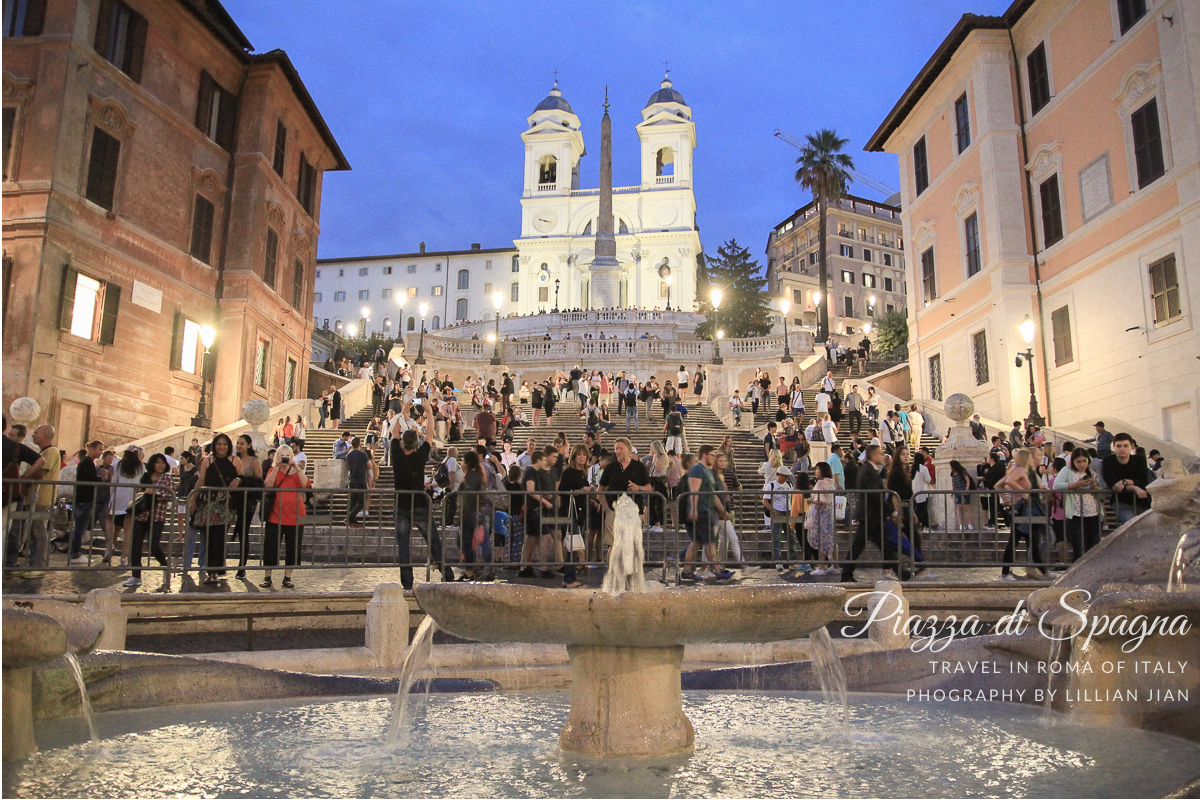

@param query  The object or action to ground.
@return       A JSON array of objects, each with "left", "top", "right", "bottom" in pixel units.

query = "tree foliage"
[
  {"left": 694, "top": 239, "right": 773, "bottom": 339},
  {"left": 792, "top": 129, "right": 854, "bottom": 341},
  {"left": 872, "top": 310, "right": 909, "bottom": 360}
]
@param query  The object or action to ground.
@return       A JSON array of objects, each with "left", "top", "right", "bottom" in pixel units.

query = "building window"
[
  {"left": 435, "top": 263, "right": 442, "bottom": 272},
  {"left": 839, "top": 244, "right": 853, "bottom": 258},
  {"left": 406, "top": 317, "right": 415, "bottom": 332},
  {"left": 539, "top": 286, "right": 549, "bottom": 303},
  {"left": 358, "top": 267, "right": 369, "bottom": 276},
  {"left": 58, "top": 268, "right": 118, "bottom": 344},
  {"left": 964, "top": 212, "right": 981, "bottom": 276},
  {"left": 455, "top": 298, "right": 468, "bottom": 320},
  {"left": 954, "top": 92, "right": 971, "bottom": 153},
  {"left": 431, "top": 315, "right": 440, "bottom": 330},
  {"left": 843, "top": 295, "right": 854, "bottom": 318},
  {"left": 862, "top": 273, "right": 876, "bottom": 289},
  {"left": 432, "top": 286, "right": 442, "bottom": 296},
  {"left": 1027, "top": 43, "right": 1051, "bottom": 116},
  {"left": 169, "top": 314, "right": 202, "bottom": 374},
  {"left": 862, "top": 249, "right": 873, "bottom": 263},
  {"left": 337, "top": 269, "right": 343, "bottom": 277},
  {"left": 510, "top": 282, "right": 519, "bottom": 302},
  {"left": 313, "top": 292, "right": 322, "bottom": 303},
  {"left": 928, "top": 354, "right": 943, "bottom": 401},
  {"left": 885, "top": 277, "right": 894, "bottom": 292},
  {"left": 882, "top": 253, "right": 892, "bottom": 267},
  {"left": 315, "top": 269, "right": 321, "bottom": 279},
  {"left": 84, "top": 127, "right": 121, "bottom": 211},
  {"left": 1051, "top": 305, "right": 1074, "bottom": 365},
  {"left": 2, "top": 107, "right": 15, "bottom": 179},
  {"left": 407, "top": 264, "right": 417, "bottom": 274},
  {"left": 913, "top": 136, "right": 929, "bottom": 195},
  {"left": 297, "top": 154, "right": 317, "bottom": 216},
  {"left": 334, "top": 320, "right": 343, "bottom": 334},
  {"left": 1117, "top": 0, "right": 1147, "bottom": 34},
  {"left": 272, "top": 119, "right": 287, "bottom": 177},
  {"left": 485, "top": 260, "right": 492, "bottom": 270},
  {"left": 189, "top": 194, "right": 216, "bottom": 265},
  {"left": 792, "top": 288, "right": 802, "bottom": 304},
  {"left": 971, "top": 330, "right": 989, "bottom": 385},
  {"left": 1131, "top": 98, "right": 1165, "bottom": 189},
  {"left": 358, "top": 289, "right": 369, "bottom": 300},
  {"left": 381, "top": 288, "right": 392, "bottom": 299},
  {"left": 457, "top": 269, "right": 470, "bottom": 290},
  {"left": 1039, "top": 175, "right": 1064, "bottom": 247},
  {"left": 382, "top": 317, "right": 391, "bottom": 332},
  {"left": 512, "top": 255, "right": 520, "bottom": 273},
  {"left": 334, "top": 291, "right": 345, "bottom": 302},
  {"left": 4, "top": 0, "right": 46, "bottom": 36},
  {"left": 254, "top": 339, "right": 269, "bottom": 388},
  {"left": 809, "top": 251, "right": 818, "bottom": 266},
  {"left": 291, "top": 259, "right": 304, "bottom": 310},
  {"left": 483, "top": 282, "right": 492, "bottom": 295},
  {"left": 1149, "top": 254, "right": 1182, "bottom": 327},
  {"left": 841, "top": 270, "right": 855, "bottom": 284},
  {"left": 383, "top": 266, "right": 392, "bottom": 275},
  {"left": 262, "top": 228, "right": 278, "bottom": 288},
  {"left": 195, "top": 71, "right": 237, "bottom": 150},
  {"left": 538, "top": 154, "right": 557, "bottom": 184},
  {"left": 921, "top": 248, "right": 937, "bottom": 306},
  {"left": 93, "top": 0, "right": 147, "bottom": 82},
  {"left": 285, "top": 357, "right": 296, "bottom": 401}
]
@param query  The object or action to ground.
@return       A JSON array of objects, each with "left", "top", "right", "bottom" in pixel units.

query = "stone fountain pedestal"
[{"left": 416, "top": 582, "right": 845, "bottom": 758}]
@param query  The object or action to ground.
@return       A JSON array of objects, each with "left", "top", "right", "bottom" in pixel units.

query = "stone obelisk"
[{"left": 590, "top": 88, "right": 621, "bottom": 309}]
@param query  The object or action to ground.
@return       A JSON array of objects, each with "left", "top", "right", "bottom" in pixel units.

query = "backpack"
[
  {"left": 433, "top": 458, "right": 451, "bottom": 488},
  {"left": 667, "top": 413, "right": 683, "bottom": 436},
  {"left": 625, "top": 386, "right": 638, "bottom": 404}
]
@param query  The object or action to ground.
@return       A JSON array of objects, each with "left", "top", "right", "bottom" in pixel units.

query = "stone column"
[
  {"left": 366, "top": 583, "right": 410, "bottom": 669},
  {"left": 84, "top": 587, "right": 127, "bottom": 651},
  {"left": 930, "top": 394, "right": 989, "bottom": 530}
]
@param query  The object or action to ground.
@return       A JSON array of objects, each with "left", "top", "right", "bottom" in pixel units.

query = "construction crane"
[{"left": 773, "top": 128, "right": 898, "bottom": 199}]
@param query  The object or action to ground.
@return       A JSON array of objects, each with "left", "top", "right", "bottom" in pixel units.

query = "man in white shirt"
[
  {"left": 517, "top": 439, "right": 538, "bottom": 470},
  {"left": 728, "top": 392, "right": 744, "bottom": 427},
  {"left": 821, "top": 371, "right": 836, "bottom": 394},
  {"left": 358, "top": 364, "right": 373, "bottom": 381},
  {"left": 815, "top": 390, "right": 831, "bottom": 415}
]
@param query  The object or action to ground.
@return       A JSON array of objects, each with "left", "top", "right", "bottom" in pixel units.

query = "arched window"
[
  {"left": 455, "top": 298, "right": 468, "bottom": 321},
  {"left": 334, "top": 320, "right": 343, "bottom": 334},
  {"left": 382, "top": 317, "right": 392, "bottom": 332},
  {"left": 511, "top": 254, "right": 519, "bottom": 273},
  {"left": 431, "top": 315, "right": 440, "bottom": 330},
  {"left": 655, "top": 146, "right": 675, "bottom": 176},
  {"left": 457, "top": 269, "right": 470, "bottom": 290},
  {"left": 618, "top": 218, "right": 629, "bottom": 235},
  {"left": 407, "top": 316, "right": 415, "bottom": 331},
  {"left": 510, "top": 282, "right": 519, "bottom": 303},
  {"left": 582, "top": 219, "right": 592, "bottom": 236},
  {"left": 358, "top": 317, "right": 368, "bottom": 335},
  {"left": 538, "top": 154, "right": 557, "bottom": 185}
]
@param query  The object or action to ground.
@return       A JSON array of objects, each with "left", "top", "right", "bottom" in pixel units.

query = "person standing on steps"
[
  {"left": 845, "top": 385, "right": 865, "bottom": 435},
  {"left": 821, "top": 370, "right": 836, "bottom": 395},
  {"left": 392, "top": 428, "right": 453, "bottom": 590},
  {"left": 344, "top": 437, "right": 376, "bottom": 528},
  {"left": 693, "top": 364, "right": 705, "bottom": 406},
  {"left": 842, "top": 444, "right": 903, "bottom": 583},
  {"left": 330, "top": 385, "right": 342, "bottom": 430}
]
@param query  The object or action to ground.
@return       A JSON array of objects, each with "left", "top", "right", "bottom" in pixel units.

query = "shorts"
[{"left": 693, "top": 511, "right": 715, "bottom": 545}]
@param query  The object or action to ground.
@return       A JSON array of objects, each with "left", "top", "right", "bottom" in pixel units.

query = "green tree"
[
  {"left": 793, "top": 129, "right": 854, "bottom": 343},
  {"left": 871, "top": 310, "right": 908, "bottom": 360},
  {"left": 695, "top": 239, "right": 772, "bottom": 339}
]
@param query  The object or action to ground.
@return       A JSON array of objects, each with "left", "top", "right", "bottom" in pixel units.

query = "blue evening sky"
[{"left": 224, "top": 0, "right": 1011, "bottom": 263}]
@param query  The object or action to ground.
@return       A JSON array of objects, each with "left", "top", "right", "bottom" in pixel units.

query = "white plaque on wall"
[
  {"left": 1079, "top": 155, "right": 1112, "bottom": 223},
  {"left": 131, "top": 280, "right": 163, "bottom": 313}
]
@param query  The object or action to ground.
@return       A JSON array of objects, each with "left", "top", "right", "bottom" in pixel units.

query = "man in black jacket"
[
  {"left": 391, "top": 429, "right": 453, "bottom": 590},
  {"left": 842, "top": 445, "right": 902, "bottom": 582},
  {"left": 978, "top": 452, "right": 1007, "bottom": 528}
]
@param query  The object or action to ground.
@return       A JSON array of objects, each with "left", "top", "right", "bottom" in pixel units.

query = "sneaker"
[
  {"left": 70, "top": 556, "right": 89, "bottom": 566},
  {"left": 714, "top": 569, "right": 735, "bottom": 581},
  {"left": 826, "top": 566, "right": 842, "bottom": 575},
  {"left": 1000, "top": 573, "right": 1017, "bottom": 582},
  {"left": 649, "top": 525, "right": 664, "bottom": 534},
  {"left": 119, "top": 558, "right": 129, "bottom": 567},
  {"left": 795, "top": 564, "right": 813, "bottom": 573},
  {"left": 810, "top": 568, "right": 827, "bottom": 577},
  {"left": 123, "top": 577, "right": 142, "bottom": 587},
  {"left": 679, "top": 571, "right": 698, "bottom": 582},
  {"left": 742, "top": 565, "right": 761, "bottom": 574}
]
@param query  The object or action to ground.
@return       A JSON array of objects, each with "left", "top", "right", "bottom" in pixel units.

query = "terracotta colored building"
[
  {"left": 2, "top": 0, "right": 349, "bottom": 452},
  {"left": 867, "top": 0, "right": 1200, "bottom": 452}
]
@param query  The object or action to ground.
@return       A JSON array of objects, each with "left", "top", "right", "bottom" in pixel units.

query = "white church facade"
[{"left": 311, "top": 77, "right": 703, "bottom": 337}]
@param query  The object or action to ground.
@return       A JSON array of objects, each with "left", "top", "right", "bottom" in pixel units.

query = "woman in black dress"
[{"left": 197, "top": 433, "right": 242, "bottom": 585}]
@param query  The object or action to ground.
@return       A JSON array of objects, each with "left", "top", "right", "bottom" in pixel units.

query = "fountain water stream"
[
  {"left": 808, "top": 627, "right": 848, "bottom": 726},
  {"left": 63, "top": 653, "right": 98, "bottom": 745},
  {"left": 385, "top": 615, "right": 438, "bottom": 748}
]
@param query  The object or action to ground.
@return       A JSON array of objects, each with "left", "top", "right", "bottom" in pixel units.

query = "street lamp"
[
  {"left": 659, "top": 263, "right": 673, "bottom": 311},
  {"left": 710, "top": 288, "right": 723, "bottom": 365},
  {"left": 191, "top": 325, "right": 216, "bottom": 428},
  {"left": 1014, "top": 314, "right": 1046, "bottom": 427},
  {"left": 863, "top": 322, "right": 873, "bottom": 335},
  {"left": 490, "top": 290, "right": 504, "bottom": 365},
  {"left": 869, "top": 295, "right": 877, "bottom": 318},
  {"left": 346, "top": 324, "right": 357, "bottom": 337},
  {"left": 361, "top": 306, "right": 370, "bottom": 338},
  {"left": 554, "top": 278, "right": 561, "bottom": 313},
  {"left": 779, "top": 297, "right": 794, "bottom": 363},
  {"left": 415, "top": 301, "right": 430, "bottom": 365}
]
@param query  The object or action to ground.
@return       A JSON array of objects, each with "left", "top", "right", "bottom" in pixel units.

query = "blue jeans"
[
  {"left": 625, "top": 407, "right": 639, "bottom": 432},
  {"left": 69, "top": 502, "right": 95, "bottom": 559},
  {"left": 1115, "top": 504, "right": 1139, "bottom": 525},
  {"left": 184, "top": 523, "right": 207, "bottom": 572},
  {"left": 460, "top": 511, "right": 493, "bottom": 566},
  {"left": 395, "top": 508, "right": 450, "bottom": 589},
  {"left": 771, "top": 521, "right": 790, "bottom": 562}
]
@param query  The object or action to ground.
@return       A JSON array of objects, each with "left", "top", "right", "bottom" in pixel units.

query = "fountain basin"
[{"left": 416, "top": 583, "right": 846, "bottom": 757}]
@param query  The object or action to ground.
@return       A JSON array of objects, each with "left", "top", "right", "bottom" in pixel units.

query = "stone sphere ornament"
[
  {"left": 241, "top": 399, "right": 271, "bottom": 428},
  {"left": 8, "top": 397, "right": 41, "bottom": 426},
  {"left": 944, "top": 393, "right": 974, "bottom": 424}
]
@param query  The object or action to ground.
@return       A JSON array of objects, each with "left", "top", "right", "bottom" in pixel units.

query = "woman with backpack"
[
  {"left": 663, "top": 406, "right": 685, "bottom": 455},
  {"left": 660, "top": 380, "right": 678, "bottom": 420}
]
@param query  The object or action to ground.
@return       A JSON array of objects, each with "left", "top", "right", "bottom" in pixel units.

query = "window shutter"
[
  {"left": 169, "top": 309, "right": 184, "bottom": 370},
  {"left": 292, "top": 258, "right": 304, "bottom": 309},
  {"left": 123, "top": 10, "right": 147, "bottom": 83},
  {"left": 216, "top": 91, "right": 238, "bottom": 151},
  {"left": 86, "top": 128, "right": 120, "bottom": 211},
  {"left": 1051, "top": 306, "right": 1073, "bottom": 365},
  {"left": 1163, "top": 257, "right": 1180, "bottom": 319},
  {"left": 58, "top": 265, "right": 79, "bottom": 331},
  {"left": 22, "top": 0, "right": 46, "bottom": 36},
  {"left": 263, "top": 228, "right": 278, "bottom": 287},
  {"left": 195, "top": 71, "right": 214, "bottom": 132},
  {"left": 273, "top": 120, "right": 287, "bottom": 176},
  {"left": 98, "top": 281, "right": 120, "bottom": 345},
  {"left": 93, "top": 0, "right": 113, "bottom": 55},
  {"left": 190, "top": 195, "right": 215, "bottom": 263}
]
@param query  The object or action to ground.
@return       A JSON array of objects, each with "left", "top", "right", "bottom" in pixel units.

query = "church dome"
[
  {"left": 534, "top": 82, "right": 574, "bottom": 114},
  {"left": 645, "top": 76, "right": 686, "bottom": 108}
]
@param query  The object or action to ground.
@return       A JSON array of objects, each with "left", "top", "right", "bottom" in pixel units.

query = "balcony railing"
[
  {"left": 655, "top": 176, "right": 674, "bottom": 185},
  {"left": 536, "top": 183, "right": 557, "bottom": 192}
]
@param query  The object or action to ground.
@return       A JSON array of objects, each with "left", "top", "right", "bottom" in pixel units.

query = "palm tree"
[{"left": 794, "top": 129, "right": 854, "bottom": 343}]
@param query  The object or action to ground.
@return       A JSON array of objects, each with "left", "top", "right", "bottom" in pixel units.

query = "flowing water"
[
  {"left": 1167, "top": 527, "right": 1200, "bottom": 592},
  {"left": 1043, "top": 624, "right": 1069, "bottom": 724},
  {"left": 385, "top": 615, "right": 438, "bottom": 748},
  {"left": 808, "top": 627, "right": 849, "bottom": 726},
  {"left": 63, "top": 653, "right": 98, "bottom": 745}
]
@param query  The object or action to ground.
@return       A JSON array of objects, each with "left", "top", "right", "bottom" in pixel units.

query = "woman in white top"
[
  {"left": 108, "top": 446, "right": 144, "bottom": 565},
  {"left": 867, "top": 387, "right": 880, "bottom": 426},
  {"left": 910, "top": 451, "right": 932, "bottom": 530},
  {"left": 1052, "top": 447, "right": 1103, "bottom": 561},
  {"left": 821, "top": 413, "right": 838, "bottom": 444},
  {"left": 499, "top": 441, "right": 520, "bottom": 472},
  {"left": 677, "top": 366, "right": 689, "bottom": 392},
  {"left": 757, "top": 449, "right": 784, "bottom": 485}
]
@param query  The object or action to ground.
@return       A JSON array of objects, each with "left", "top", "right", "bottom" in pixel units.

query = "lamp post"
[
  {"left": 664, "top": 273, "right": 673, "bottom": 311},
  {"left": 490, "top": 290, "right": 503, "bottom": 365},
  {"left": 190, "top": 325, "right": 216, "bottom": 428},
  {"left": 813, "top": 290, "right": 822, "bottom": 333},
  {"left": 1014, "top": 314, "right": 1046, "bottom": 427},
  {"left": 710, "top": 288, "right": 723, "bottom": 365},
  {"left": 361, "top": 306, "right": 370, "bottom": 339},
  {"left": 415, "top": 301, "right": 429, "bottom": 365},
  {"left": 554, "top": 278, "right": 561, "bottom": 313},
  {"left": 779, "top": 297, "right": 793, "bottom": 363}
]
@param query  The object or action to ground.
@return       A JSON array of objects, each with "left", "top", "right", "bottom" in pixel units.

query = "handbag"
[
  {"left": 834, "top": 495, "right": 847, "bottom": 521},
  {"left": 192, "top": 461, "right": 232, "bottom": 528}
]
